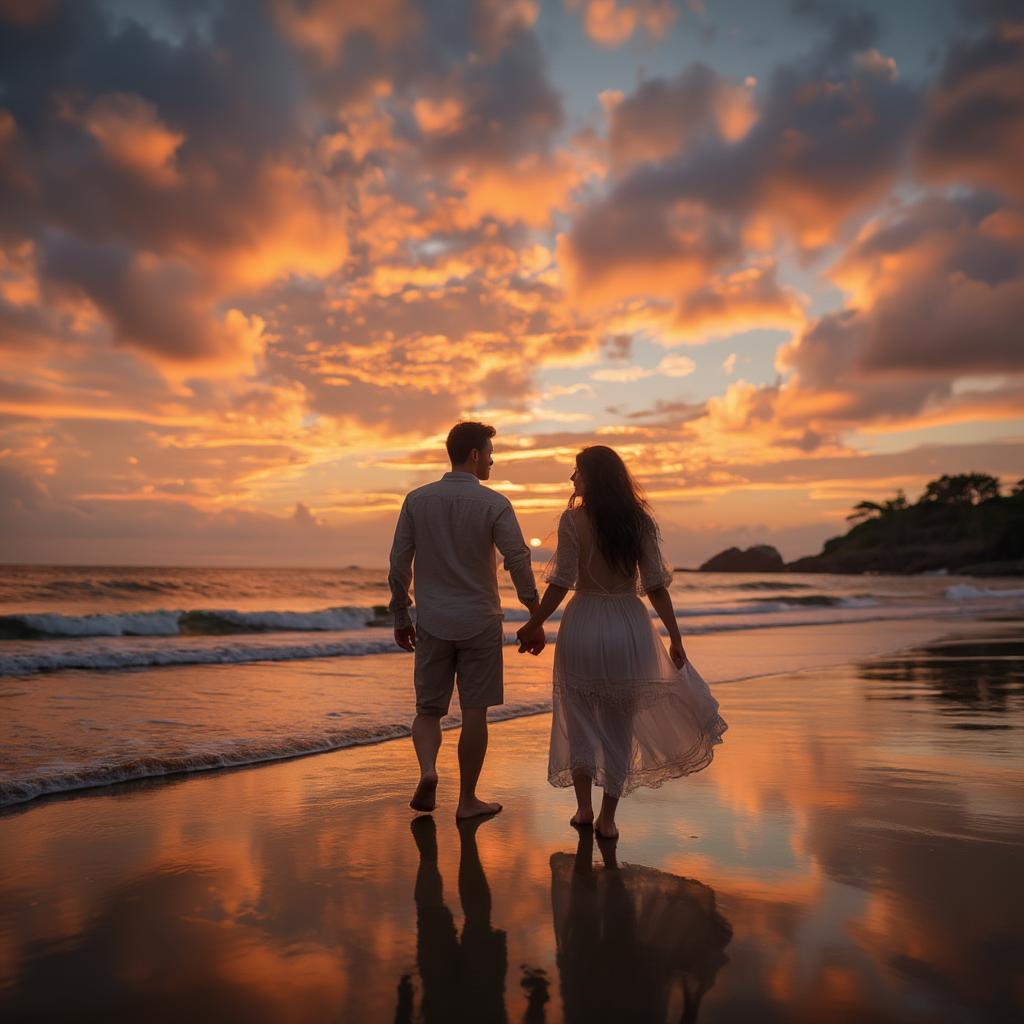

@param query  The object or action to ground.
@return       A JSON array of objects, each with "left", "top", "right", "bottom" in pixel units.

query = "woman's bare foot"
[
  {"left": 455, "top": 797, "right": 502, "bottom": 819},
  {"left": 594, "top": 814, "right": 618, "bottom": 840},
  {"left": 410, "top": 772, "right": 438, "bottom": 812},
  {"left": 570, "top": 809, "right": 594, "bottom": 828}
]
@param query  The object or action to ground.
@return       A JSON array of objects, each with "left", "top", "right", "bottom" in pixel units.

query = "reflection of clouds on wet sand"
[
  {"left": 652, "top": 630, "right": 1024, "bottom": 1019},
  {"left": 552, "top": 830, "right": 731, "bottom": 1023},
  {"left": 0, "top": 629, "right": 1022, "bottom": 1020},
  {"left": 861, "top": 635, "right": 1024, "bottom": 722}
]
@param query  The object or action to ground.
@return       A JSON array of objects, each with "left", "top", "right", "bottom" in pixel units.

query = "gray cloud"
[
  {"left": 606, "top": 63, "right": 734, "bottom": 171},
  {"left": 917, "top": 14, "right": 1024, "bottom": 201},
  {"left": 565, "top": 23, "right": 918, "bottom": 302},
  {"left": 416, "top": 27, "right": 563, "bottom": 167},
  {"left": 836, "top": 193, "right": 1024, "bottom": 375}
]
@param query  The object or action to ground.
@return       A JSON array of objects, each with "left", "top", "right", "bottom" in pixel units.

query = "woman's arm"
[
  {"left": 516, "top": 583, "right": 568, "bottom": 652},
  {"left": 646, "top": 586, "right": 687, "bottom": 668}
]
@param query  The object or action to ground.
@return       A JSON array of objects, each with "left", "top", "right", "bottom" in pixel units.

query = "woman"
[{"left": 517, "top": 445, "right": 727, "bottom": 839}]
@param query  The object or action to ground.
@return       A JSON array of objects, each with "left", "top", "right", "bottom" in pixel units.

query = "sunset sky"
[{"left": 1, "top": 0, "right": 1022, "bottom": 567}]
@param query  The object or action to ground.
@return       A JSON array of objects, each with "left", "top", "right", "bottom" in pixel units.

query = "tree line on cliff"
[{"left": 700, "top": 474, "right": 1024, "bottom": 575}]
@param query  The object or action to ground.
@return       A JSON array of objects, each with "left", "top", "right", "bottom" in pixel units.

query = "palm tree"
[
  {"left": 847, "top": 489, "right": 909, "bottom": 523},
  {"left": 883, "top": 490, "right": 908, "bottom": 514},
  {"left": 846, "top": 500, "right": 885, "bottom": 523},
  {"left": 920, "top": 473, "right": 1000, "bottom": 506}
]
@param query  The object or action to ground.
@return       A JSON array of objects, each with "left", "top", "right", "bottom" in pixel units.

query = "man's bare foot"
[
  {"left": 570, "top": 809, "right": 594, "bottom": 828},
  {"left": 455, "top": 797, "right": 502, "bottom": 819},
  {"left": 594, "top": 815, "right": 618, "bottom": 840},
  {"left": 410, "top": 772, "right": 438, "bottom": 812}
]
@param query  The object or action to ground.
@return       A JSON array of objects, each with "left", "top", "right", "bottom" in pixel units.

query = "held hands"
[
  {"left": 394, "top": 625, "right": 417, "bottom": 652},
  {"left": 516, "top": 623, "right": 546, "bottom": 656},
  {"left": 669, "top": 640, "right": 687, "bottom": 670}
]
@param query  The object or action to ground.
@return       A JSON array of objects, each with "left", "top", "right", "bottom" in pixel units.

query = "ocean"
[{"left": 2, "top": 564, "right": 1022, "bottom": 808}]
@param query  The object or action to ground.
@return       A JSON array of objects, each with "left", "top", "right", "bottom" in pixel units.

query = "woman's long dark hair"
[{"left": 571, "top": 445, "right": 655, "bottom": 576}]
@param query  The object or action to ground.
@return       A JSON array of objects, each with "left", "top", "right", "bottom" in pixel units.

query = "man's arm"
[
  {"left": 492, "top": 500, "right": 544, "bottom": 654},
  {"left": 492, "top": 500, "right": 538, "bottom": 608},
  {"left": 387, "top": 498, "right": 416, "bottom": 650}
]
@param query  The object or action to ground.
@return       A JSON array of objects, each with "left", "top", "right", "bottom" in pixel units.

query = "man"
[{"left": 388, "top": 421, "right": 545, "bottom": 819}]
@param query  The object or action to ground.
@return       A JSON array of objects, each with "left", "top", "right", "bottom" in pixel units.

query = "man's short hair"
[{"left": 446, "top": 421, "right": 496, "bottom": 464}]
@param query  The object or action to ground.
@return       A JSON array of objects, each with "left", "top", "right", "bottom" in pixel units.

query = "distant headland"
[{"left": 698, "top": 473, "right": 1024, "bottom": 576}]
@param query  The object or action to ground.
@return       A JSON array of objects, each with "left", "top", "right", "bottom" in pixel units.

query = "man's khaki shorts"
[{"left": 414, "top": 619, "right": 504, "bottom": 715}]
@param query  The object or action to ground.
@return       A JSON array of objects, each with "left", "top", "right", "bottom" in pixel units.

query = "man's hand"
[
  {"left": 395, "top": 625, "right": 417, "bottom": 652},
  {"left": 669, "top": 640, "right": 687, "bottom": 669},
  {"left": 516, "top": 624, "right": 546, "bottom": 656}
]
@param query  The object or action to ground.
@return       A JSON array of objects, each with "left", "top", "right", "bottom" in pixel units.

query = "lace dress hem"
[{"left": 547, "top": 718, "right": 727, "bottom": 797}]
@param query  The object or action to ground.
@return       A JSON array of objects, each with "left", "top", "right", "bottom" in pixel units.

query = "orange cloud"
[
  {"left": 670, "top": 264, "right": 805, "bottom": 342},
  {"left": 566, "top": 0, "right": 677, "bottom": 47},
  {"left": 83, "top": 92, "right": 185, "bottom": 186},
  {"left": 606, "top": 65, "right": 757, "bottom": 172},
  {"left": 0, "top": 240, "right": 39, "bottom": 308},
  {"left": 917, "top": 19, "right": 1024, "bottom": 202},
  {"left": 270, "top": 0, "right": 410, "bottom": 64},
  {"left": 451, "top": 151, "right": 590, "bottom": 229}
]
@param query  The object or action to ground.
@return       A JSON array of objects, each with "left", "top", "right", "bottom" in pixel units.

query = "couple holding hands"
[{"left": 388, "top": 421, "right": 726, "bottom": 840}]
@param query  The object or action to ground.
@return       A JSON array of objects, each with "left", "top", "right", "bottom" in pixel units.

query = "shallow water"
[
  {"left": 5, "top": 563, "right": 1022, "bottom": 807},
  {"left": 0, "top": 615, "right": 990, "bottom": 807},
  {"left": 0, "top": 625, "right": 1021, "bottom": 1021}
]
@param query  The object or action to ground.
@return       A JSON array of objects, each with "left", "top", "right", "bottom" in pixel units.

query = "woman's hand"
[
  {"left": 669, "top": 640, "right": 687, "bottom": 669},
  {"left": 517, "top": 623, "right": 546, "bottom": 656}
]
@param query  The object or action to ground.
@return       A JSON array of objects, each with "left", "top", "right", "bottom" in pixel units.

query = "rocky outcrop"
[{"left": 699, "top": 545, "right": 785, "bottom": 573}]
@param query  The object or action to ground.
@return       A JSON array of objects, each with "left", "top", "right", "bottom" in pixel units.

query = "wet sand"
[{"left": 1, "top": 623, "right": 1022, "bottom": 1021}]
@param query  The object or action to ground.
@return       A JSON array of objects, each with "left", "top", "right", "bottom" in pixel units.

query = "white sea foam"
[
  {"left": 5, "top": 610, "right": 184, "bottom": 637},
  {"left": 0, "top": 605, "right": 378, "bottom": 639},
  {"left": 0, "top": 605, "right": 980, "bottom": 676},
  {"left": 0, "top": 700, "right": 554, "bottom": 807},
  {"left": 185, "top": 606, "right": 374, "bottom": 632},
  {"left": 0, "top": 636, "right": 402, "bottom": 675}
]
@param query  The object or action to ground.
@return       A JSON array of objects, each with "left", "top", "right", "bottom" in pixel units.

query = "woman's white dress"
[{"left": 546, "top": 508, "right": 727, "bottom": 798}]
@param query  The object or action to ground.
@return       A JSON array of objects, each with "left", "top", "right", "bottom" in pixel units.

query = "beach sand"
[{"left": 1, "top": 622, "right": 1022, "bottom": 1022}]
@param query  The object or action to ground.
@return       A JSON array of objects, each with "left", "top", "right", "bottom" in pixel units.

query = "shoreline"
[{"left": 3, "top": 612, "right": 1019, "bottom": 814}]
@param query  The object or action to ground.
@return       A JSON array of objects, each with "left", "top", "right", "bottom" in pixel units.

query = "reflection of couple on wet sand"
[
  {"left": 396, "top": 817, "right": 732, "bottom": 1023},
  {"left": 552, "top": 829, "right": 732, "bottom": 1024},
  {"left": 395, "top": 816, "right": 508, "bottom": 1024},
  {"left": 388, "top": 421, "right": 727, "bottom": 838}
]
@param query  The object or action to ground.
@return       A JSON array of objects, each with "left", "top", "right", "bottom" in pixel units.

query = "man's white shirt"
[{"left": 388, "top": 471, "right": 538, "bottom": 640}]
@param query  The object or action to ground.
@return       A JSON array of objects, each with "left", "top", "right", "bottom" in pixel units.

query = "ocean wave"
[
  {"left": 746, "top": 594, "right": 880, "bottom": 609},
  {"left": 0, "top": 635, "right": 404, "bottom": 674},
  {"left": 733, "top": 581, "right": 812, "bottom": 590},
  {"left": 0, "top": 604, "right": 977, "bottom": 676},
  {"left": 0, "top": 700, "right": 553, "bottom": 808},
  {"left": 0, "top": 595, "right": 883, "bottom": 642},
  {"left": 35, "top": 578, "right": 186, "bottom": 596},
  {"left": 946, "top": 584, "right": 1024, "bottom": 601},
  {"left": 180, "top": 607, "right": 377, "bottom": 634},
  {"left": 0, "top": 610, "right": 184, "bottom": 639},
  {"left": 502, "top": 595, "right": 878, "bottom": 621},
  {"left": 0, "top": 605, "right": 379, "bottom": 640}
]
